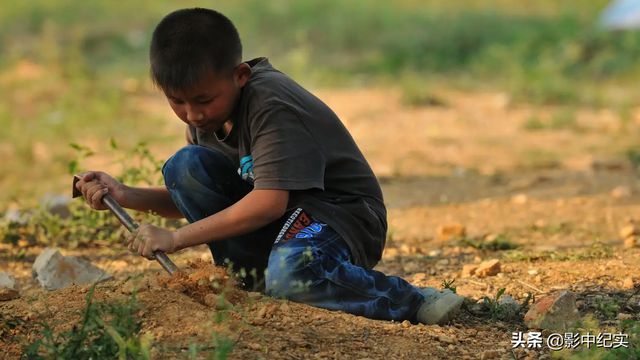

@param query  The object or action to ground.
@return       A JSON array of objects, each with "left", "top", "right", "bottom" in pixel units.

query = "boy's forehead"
[{"left": 164, "top": 71, "right": 227, "bottom": 97}]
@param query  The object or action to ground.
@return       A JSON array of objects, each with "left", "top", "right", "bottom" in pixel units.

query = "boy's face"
[{"left": 163, "top": 64, "right": 251, "bottom": 132}]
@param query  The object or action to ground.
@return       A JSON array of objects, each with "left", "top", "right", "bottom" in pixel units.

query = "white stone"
[
  {"left": 0, "top": 272, "right": 19, "bottom": 301},
  {"left": 40, "top": 193, "right": 72, "bottom": 219},
  {"left": 32, "top": 248, "right": 111, "bottom": 290}
]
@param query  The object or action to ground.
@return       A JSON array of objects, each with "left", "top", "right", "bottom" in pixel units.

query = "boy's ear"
[{"left": 233, "top": 63, "right": 252, "bottom": 87}]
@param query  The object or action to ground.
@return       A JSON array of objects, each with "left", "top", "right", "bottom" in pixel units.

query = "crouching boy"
[{"left": 75, "top": 8, "right": 463, "bottom": 324}]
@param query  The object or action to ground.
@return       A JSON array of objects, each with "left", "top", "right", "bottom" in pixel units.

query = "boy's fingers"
[
  {"left": 82, "top": 172, "right": 96, "bottom": 181},
  {"left": 90, "top": 188, "right": 108, "bottom": 207}
]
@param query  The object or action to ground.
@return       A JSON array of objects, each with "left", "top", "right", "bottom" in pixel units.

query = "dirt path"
[{"left": 2, "top": 89, "right": 640, "bottom": 359}]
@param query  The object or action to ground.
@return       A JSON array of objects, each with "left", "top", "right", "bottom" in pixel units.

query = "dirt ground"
[{"left": 2, "top": 88, "right": 640, "bottom": 359}]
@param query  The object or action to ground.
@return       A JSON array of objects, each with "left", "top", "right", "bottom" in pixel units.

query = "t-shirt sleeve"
[{"left": 250, "top": 106, "right": 326, "bottom": 190}]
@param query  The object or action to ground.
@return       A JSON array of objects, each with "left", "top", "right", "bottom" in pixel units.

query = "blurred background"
[{"left": 1, "top": 0, "right": 640, "bottom": 205}]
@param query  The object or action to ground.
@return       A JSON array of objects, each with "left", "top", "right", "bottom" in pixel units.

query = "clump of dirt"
[{"left": 156, "top": 259, "right": 246, "bottom": 307}]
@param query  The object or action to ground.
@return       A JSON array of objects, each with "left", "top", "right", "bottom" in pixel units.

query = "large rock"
[
  {"left": 524, "top": 290, "right": 580, "bottom": 331},
  {"left": 32, "top": 248, "right": 111, "bottom": 290},
  {"left": 0, "top": 272, "right": 19, "bottom": 301}
]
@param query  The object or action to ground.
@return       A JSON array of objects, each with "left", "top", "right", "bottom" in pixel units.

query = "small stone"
[
  {"left": 620, "top": 225, "right": 639, "bottom": 238},
  {"left": 475, "top": 259, "right": 501, "bottom": 278},
  {"left": 611, "top": 186, "right": 632, "bottom": 199},
  {"left": 617, "top": 313, "right": 633, "bottom": 321},
  {"left": 383, "top": 248, "right": 399, "bottom": 258},
  {"left": 204, "top": 293, "right": 218, "bottom": 307},
  {"left": 527, "top": 269, "right": 538, "bottom": 275},
  {"left": 256, "top": 306, "right": 268, "bottom": 319},
  {"left": 623, "top": 236, "right": 638, "bottom": 248},
  {"left": 400, "top": 244, "right": 420, "bottom": 254},
  {"left": 498, "top": 295, "right": 521, "bottom": 320},
  {"left": 481, "top": 350, "right": 500, "bottom": 360},
  {"left": 461, "top": 264, "right": 478, "bottom": 278},
  {"left": 437, "top": 334, "right": 456, "bottom": 344},
  {"left": 280, "top": 302, "right": 291, "bottom": 313},
  {"left": 40, "top": 193, "right": 72, "bottom": 219},
  {"left": 524, "top": 290, "right": 580, "bottom": 331},
  {"left": 0, "top": 272, "right": 19, "bottom": 301},
  {"left": 4, "top": 208, "right": 30, "bottom": 225},
  {"left": 511, "top": 194, "right": 528, "bottom": 205},
  {"left": 401, "top": 320, "right": 411, "bottom": 328},
  {"left": 436, "top": 223, "right": 466, "bottom": 241},
  {"left": 622, "top": 277, "right": 635, "bottom": 290},
  {"left": 428, "top": 249, "right": 442, "bottom": 257},
  {"left": 533, "top": 219, "right": 547, "bottom": 228}
]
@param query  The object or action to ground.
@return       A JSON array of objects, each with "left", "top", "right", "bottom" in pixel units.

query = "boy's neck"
[
  {"left": 222, "top": 120, "right": 233, "bottom": 136},
  {"left": 215, "top": 120, "right": 234, "bottom": 139}
]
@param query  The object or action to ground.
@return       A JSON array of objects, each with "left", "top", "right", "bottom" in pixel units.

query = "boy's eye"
[
  {"left": 197, "top": 98, "right": 213, "bottom": 104},
  {"left": 169, "top": 98, "right": 184, "bottom": 105}
]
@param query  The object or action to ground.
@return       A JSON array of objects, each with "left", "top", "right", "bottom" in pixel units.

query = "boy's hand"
[
  {"left": 75, "top": 171, "right": 128, "bottom": 210},
  {"left": 128, "top": 224, "right": 178, "bottom": 260}
]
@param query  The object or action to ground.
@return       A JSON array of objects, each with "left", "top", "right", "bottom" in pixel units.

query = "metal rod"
[
  {"left": 102, "top": 195, "right": 179, "bottom": 275},
  {"left": 73, "top": 175, "right": 179, "bottom": 275}
]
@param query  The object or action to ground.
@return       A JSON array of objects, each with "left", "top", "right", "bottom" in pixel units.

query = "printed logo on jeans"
[
  {"left": 294, "top": 222, "right": 326, "bottom": 239},
  {"left": 275, "top": 208, "right": 312, "bottom": 244},
  {"left": 238, "top": 155, "right": 254, "bottom": 184}
]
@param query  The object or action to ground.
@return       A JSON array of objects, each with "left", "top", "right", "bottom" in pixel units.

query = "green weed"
[
  {"left": 441, "top": 278, "right": 457, "bottom": 293},
  {"left": 481, "top": 287, "right": 519, "bottom": 321},
  {"left": 23, "top": 286, "right": 152, "bottom": 359},
  {"left": 594, "top": 298, "right": 621, "bottom": 320}
]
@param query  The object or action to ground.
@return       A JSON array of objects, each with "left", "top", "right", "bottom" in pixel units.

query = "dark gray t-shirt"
[{"left": 186, "top": 58, "right": 387, "bottom": 269}]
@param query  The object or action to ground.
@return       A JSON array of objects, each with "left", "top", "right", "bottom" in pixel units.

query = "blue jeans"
[{"left": 162, "top": 145, "right": 425, "bottom": 321}]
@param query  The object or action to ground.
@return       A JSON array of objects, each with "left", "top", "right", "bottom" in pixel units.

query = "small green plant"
[
  {"left": 23, "top": 286, "right": 152, "bottom": 359},
  {"left": 626, "top": 148, "right": 640, "bottom": 172},
  {"left": 441, "top": 279, "right": 457, "bottom": 293},
  {"left": 186, "top": 306, "right": 236, "bottom": 360},
  {"left": 594, "top": 298, "right": 620, "bottom": 320},
  {"left": 481, "top": 288, "right": 520, "bottom": 321},
  {"left": 522, "top": 115, "right": 546, "bottom": 131},
  {"left": 483, "top": 287, "right": 506, "bottom": 320}
]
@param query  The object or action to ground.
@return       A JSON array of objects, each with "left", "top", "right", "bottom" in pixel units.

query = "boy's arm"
[
  {"left": 75, "top": 171, "right": 182, "bottom": 218},
  {"left": 129, "top": 189, "right": 288, "bottom": 258},
  {"left": 120, "top": 186, "right": 183, "bottom": 219},
  {"left": 174, "top": 188, "right": 288, "bottom": 249}
]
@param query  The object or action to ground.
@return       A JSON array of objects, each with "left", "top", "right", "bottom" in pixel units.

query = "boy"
[{"left": 75, "top": 8, "right": 463, "bottom": 324}]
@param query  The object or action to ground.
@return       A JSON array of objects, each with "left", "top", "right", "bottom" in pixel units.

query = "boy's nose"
[{"left": 186, "top": 110, "right": 204, "bottom": 122}]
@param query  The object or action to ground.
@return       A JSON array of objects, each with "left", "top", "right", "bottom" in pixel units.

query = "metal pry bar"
[{"left": 72, "top": 175, "right": 179, "bottom": 275}]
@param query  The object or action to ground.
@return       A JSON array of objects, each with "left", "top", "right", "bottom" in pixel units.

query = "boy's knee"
[
  {"left": 162, "top": 145, "right": 228, "bottom": 189},
  {"left": 264, "top": 245, "right": 317, "bottom": 299}
]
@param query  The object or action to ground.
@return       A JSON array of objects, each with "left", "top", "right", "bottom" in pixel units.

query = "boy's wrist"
[{"left": 171, "top": 229, "right": 184, "bottom": 252}]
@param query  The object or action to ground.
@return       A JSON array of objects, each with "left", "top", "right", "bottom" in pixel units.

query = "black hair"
[{"left": 150, "top": 8, "right": 242, "bottom": 91}]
